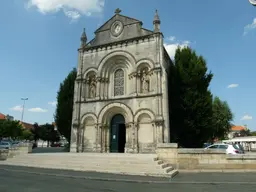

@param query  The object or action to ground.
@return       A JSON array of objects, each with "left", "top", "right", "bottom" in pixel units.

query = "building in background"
[
  {"left": 19, "top": 121, "right": 34, "bottom": 130},
  {"left": 0, "top": 113, "right": 6, "bottom": 120},
  {"left": 228, "top": 125, "right": 247, "bottom": 139},
  {"left": 0, "top": 113, "right": 14, "bottom": 121}
]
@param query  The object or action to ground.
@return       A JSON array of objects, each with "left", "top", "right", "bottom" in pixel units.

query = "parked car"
[
  {"left": 234, "top": 143, "right": 245, "bottom": 154},
  {"left": 51, "top": 143, "right": 61, "bottom": 147},
  {"left": 204, "top": 143, "right": 242, "bottom": 154},
  {"left": 0, "top": 141, "right": 11, "bottom": 149}
]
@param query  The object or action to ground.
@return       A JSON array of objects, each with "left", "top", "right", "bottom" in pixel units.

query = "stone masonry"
[{"left": 70, "top": 9, "right": 172, "bottom": 153}]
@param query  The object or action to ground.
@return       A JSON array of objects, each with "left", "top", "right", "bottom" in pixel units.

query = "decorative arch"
[
  {"left": 81, "top": 113, "right": 97, "bottom": 125},
  {"left": 134, "top": 109, "right": 155, "bottom": 123},
  {"left": 83, "top": 67, "right": 98, "bottom": 79},
  {"left": 98, "top": 102, "right": 133, "bottom": 125},
  {"left": 136, "top": 58, "right": 154, "bottom": 71},
  {"left": 98, "top": 51, "right": 136, "bottom": 77}
]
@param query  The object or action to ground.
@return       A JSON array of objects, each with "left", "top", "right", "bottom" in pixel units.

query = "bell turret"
[
  {"left": 80, "top": 28, "right": 87, "bottom": 48},
  {"left": 153, "top": 10, "right": 161, "bottom": 32}
]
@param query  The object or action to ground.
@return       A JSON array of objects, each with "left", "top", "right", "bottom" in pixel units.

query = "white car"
[{"left": 204, "top": 143, "right": 242, "bottom": 154}]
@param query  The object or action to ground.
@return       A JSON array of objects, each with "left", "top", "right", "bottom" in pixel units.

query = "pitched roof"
[
  {"left": 19, "top": 121, "right": 34, "bottom": 130},
  {"left": 0, "top": 113, "right": 6, "bottom": 120},
  {"left": 95, "top": 14, "right": 142, "bottom": 33},
  {"left": 231, "top": 125, "right": 246, "bottom": 131}
]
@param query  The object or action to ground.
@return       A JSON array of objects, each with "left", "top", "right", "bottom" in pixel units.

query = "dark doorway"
[{"left": 110, "top": 114, "right": 126, "bottom": 153}]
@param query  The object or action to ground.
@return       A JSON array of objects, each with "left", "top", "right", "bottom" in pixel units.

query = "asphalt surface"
[
  {"left": 32, "top": 147, "right": 67, "bottom": 153},
  {"left": 1, "top": 165, "right": 256, "bottom": 192}
]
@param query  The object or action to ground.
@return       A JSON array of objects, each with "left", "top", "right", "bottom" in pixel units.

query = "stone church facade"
[{"left": 70, "top": 9, "right": 172, "bottom": 153}]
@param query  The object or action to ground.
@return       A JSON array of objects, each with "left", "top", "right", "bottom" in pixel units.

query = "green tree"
[
  {"left": 0, "top": 119, "right": 23, "bottom": 140},
  {"left": 169, "top": 47, "right": 213, "bottom": 148},
  {"left": 55, "top": 68, "right": 77, "bottom": 143},
  {"left": 39, "top": 123, "right": 60, "bottom": 146},
  {"left": 212, "top": 96, "right": 233, "bottom": 140},
  {"left": 31, "top": 123, "right": 41, "bottom": 142},
  {"left": 21, "top": 129, "right": 34, "bottom": 141}
]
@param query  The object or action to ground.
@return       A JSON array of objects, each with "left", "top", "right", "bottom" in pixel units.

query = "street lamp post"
[
  {"left": 249, "top": 0, "right": 256, "bottom": 6},
  {"left": 21, "top": 98, "right": 28, "bottom": 122}
]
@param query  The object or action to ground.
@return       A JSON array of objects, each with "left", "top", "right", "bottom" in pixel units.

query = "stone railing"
[{"left": 156, "top": 143, "right": 256, "bottom": 171}]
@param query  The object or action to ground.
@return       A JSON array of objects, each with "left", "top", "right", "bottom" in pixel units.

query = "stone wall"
[{"left": 156, "top": 143, "right": 256, "bottom": 171}]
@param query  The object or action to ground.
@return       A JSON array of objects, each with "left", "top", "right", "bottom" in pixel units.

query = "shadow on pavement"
[{"left": 32, "top": 147, "right": 67, "bottom": 153}]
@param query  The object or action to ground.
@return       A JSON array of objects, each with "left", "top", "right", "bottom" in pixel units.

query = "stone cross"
[{"left": 115, "top": 8, "right": 121, "bottom": 14}]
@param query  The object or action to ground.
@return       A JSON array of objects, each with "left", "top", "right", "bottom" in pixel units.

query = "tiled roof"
[
  {"left": 19, "top": 121, "right": 34, "bottom": 130},
  {"left": 231, "top": 125, "right": 245, "bottom": 131},
  {"left": 0, "top": 113, "right": 6, "bottom": 120}
]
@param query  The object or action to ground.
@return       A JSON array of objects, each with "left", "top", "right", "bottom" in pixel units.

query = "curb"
[
  {"left": 2, "top": 167, "right": 256, "bottom": 185},
  {"left": 0, "top": 162, "right": 177, "bottom": 178},
  {"left": 179, "top": 169, "right": 256, "bottom": 173},
  {"left": 0, "top": 167, "right": 171, "bottom": 184}
]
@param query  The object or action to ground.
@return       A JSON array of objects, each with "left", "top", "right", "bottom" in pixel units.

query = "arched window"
[{"left": 114, "top": 69, "right": 124, "bottom": 96}]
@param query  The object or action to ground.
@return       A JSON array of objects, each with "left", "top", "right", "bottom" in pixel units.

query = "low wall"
[
  {"left": 7, "top": 143, "right": 33, "bottom": 158},
  {"left": 0, "top": 149, "right": 9, "bottom": 160},
  {"left": 156, "top": 143, "right": 256, "bottom": 171}
]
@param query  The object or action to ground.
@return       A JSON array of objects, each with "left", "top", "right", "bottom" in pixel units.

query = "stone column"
[
  {"left": 136, "top": 74, "right": 140, "bottom": 94},
  {"left": 155, "top": 121, "right": 163, "bottom": 143},
  {"left": 70, "top": 123, "right": 78, "bottom": 153},
  {"left": 133, "top": 123, "right": 139, "bottom": 153},
  {"left": 124, "top": 123, "right": 133, "bottom": 153},
  {"left": 101, "top": 79, "right": 105, "bottom": 99},
  {"left": 100, "top": 126, "right": 104, "bottom": 152},
  {"left": 96, "top": 77, "right": 101, "bottom": 99},
  {"left": 85, "top": 78, "right": 90, "bottom": 98},
  {"left": 95, "top": 124, "right": 101, "bottom": 152},
  {"left": 152, "top": 122, "right": 157, "bottom": 144},
  {"left": 106, "top": 128, "right": 110, "bottom": 153},
  {"left": 156, "top": 70, "right": 161, "bottom": 116},
  {"left": 104, "top": 79, "right": 109, "bottom": 99},
  {"left": 81, "top": 80, "right": 86, "bottom": 101}
]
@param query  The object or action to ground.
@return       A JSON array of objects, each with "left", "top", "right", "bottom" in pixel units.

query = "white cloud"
[
  {"left": 241, "top": 114, "right": 253, "bottom": 121},
  {"left": 227, "top": 84, "right": 239, "bottom": 88},
  {"left": 26, "top": 0, "right": 104, "bottom": 20},
  {"left": 10, "top": 105, "right": 23, "bottom": 112},
  {"left": 243, "top": 18, "right": 256, "bottom": 35},
  {"left": 28, "top": 108, "right": 48, "bottom": 113},
  {"left": 164, "top": 36, "right": 191, "bottom": 58},
  {"left": 48, "top": 101, "right": 57, "bottom": 106},
  {"left": 167, "top": 36, "right": 176, "bottom": 41},
  {"left": 64, "top": 10, "right": 81, "bottom": 21}
]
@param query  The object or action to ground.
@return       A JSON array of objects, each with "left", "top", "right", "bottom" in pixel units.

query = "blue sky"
[{"left": 0, "top": 0, "right": 255, "bottom": 130}]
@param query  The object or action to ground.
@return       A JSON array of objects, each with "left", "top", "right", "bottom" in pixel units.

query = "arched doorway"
[{"left": 110, "top": 114, "right": 126, "bottom": 153}]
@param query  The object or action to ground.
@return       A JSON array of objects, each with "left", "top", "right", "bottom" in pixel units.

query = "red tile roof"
[
  {"left": 0, "top": 113, "right": 6, "bottom": 120},
  {"left": 231, "top": 125, "right": 245, "bottom": 131},
  {"left": 19, "top": 121, "right": 34, "bottom": 130}
]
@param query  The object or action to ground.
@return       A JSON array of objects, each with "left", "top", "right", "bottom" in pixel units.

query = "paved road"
[
  {"left": 32, "top": 147, "right": 66, "bottom": 153},
  {"left": 1, "top": 165, "right": 256, "bottom": 192}
]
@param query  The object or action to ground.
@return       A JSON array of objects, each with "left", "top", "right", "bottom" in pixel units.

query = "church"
[{"left": 70, "top": 9, "right": 172, "bottom": 153}]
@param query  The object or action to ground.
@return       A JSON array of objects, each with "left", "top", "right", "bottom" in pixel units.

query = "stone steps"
[
  {"left": 0, "top": 153, "right": 179, "bottom": 178},
  {"left": 1, "top": 161, "right": 166, "bottom": 173},
  {"left": 3, "top": 160, "right": 165, "bottom": 170}
]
